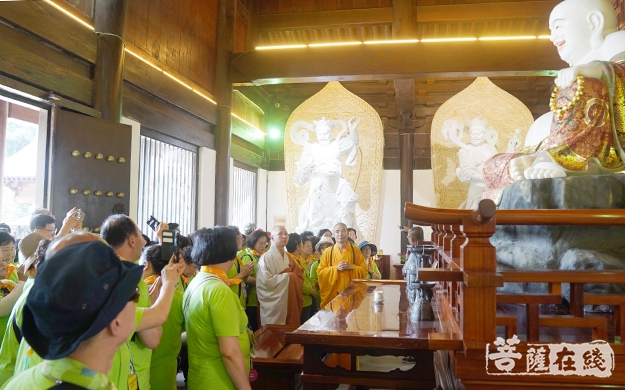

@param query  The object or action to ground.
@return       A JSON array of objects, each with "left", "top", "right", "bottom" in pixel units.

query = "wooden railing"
[{"left": 405, "top": 200, "right": 625, "bottom": 350}]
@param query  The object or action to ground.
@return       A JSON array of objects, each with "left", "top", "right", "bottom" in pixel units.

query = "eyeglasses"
[
  {"left": 128, "top": 289, "right": 140, "bottom": 303},
  {"left": 276, "top": 233, "right": 288, "bottom": 237},
  {"left": 36, "top": 228, "right": 55, "bottom": 233}
]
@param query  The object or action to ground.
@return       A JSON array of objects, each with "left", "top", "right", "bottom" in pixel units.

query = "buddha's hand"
[{"left": 556, "top": 64, "right": 603, "bottom": 88}]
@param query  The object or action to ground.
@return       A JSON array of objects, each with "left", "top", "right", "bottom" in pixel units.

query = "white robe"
[{"left": 257, "top": 245, "right": 291, "bottom": 325}]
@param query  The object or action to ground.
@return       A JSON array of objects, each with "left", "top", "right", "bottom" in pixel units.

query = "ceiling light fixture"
[
  {"left": 232, "top": 113, "right": 266, "bottom": 135},
  {"left": 363, "top": 39, "right": 420, "bottom": 45},
  {"left": 256, "top": 45, "right": 307, "bottom": 50},
  {"left": 479, "top": 36, "right": 538, "bottom": 41},
  {"left": 308, "top": 42, "right": 362, "bottom": 47},
  {"left": 44, "top": 0, "right": 94, "bottom": 31},
  {"left": 420, "top": 37, "right": 477, "bottom": 43}
]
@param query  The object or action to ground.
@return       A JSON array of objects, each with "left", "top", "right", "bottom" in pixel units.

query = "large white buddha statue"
[{"left": 483, "top": 0, "right": 625, "bottom": 194}]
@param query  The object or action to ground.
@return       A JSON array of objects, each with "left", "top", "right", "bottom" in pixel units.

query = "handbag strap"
[{"left": 183, "top": 274, "right": 223, "bottom": 315}]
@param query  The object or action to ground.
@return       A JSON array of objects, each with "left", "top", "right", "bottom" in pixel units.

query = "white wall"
[
  {"left": 265, "top": 171, "right": 287, "bottom": 230},
  {"left": 122, "top": 117, "right": 141, "bottom": 221},
  {"left": 265, "top": 169, "right": 437, "bottom": 263},
  {"left": 197, "top": 147, "right": 216, "bottom": 228},
  {"left": 256, "top": 168, "right": 268, "bottom": 230}
]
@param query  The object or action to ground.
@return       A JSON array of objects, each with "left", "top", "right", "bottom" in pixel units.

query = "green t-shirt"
[
  {"left": 240, "top": 249, "right": 259, "bottom": 307},
  {"left": 1, "top": 357, "right": 115, "bottom": 390},
  {"left": 0, "top": 276, "right": 34, "bottom": 385},
  {"left": 183, "top": 272, "right": 250, "bottom": 390},
  {"left": 0, "top": 279, "right": 17, "bottom": 344},
  {"left": 226, "top": 262, "right": 246, "bottom": 308},
  {"left": 149, "top": 284, "right": 184, "bottom": 390},
  {"left": 309, "top": 259, "right": 321, "bottom": 308},
  {"left": 108, "top": 307, "right": 144, "bottom": 390},
  {"left": 366, "top": 260, "right": 382, "bottom": 279},
  {"left": 129, "top": 279, "right": 152, "bottom": 390}
]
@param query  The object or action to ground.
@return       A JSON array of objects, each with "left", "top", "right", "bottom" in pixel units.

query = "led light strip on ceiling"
[
  {"left": 43, "top": 0, "right": 266, "bottom": 135},
  {"left": 256, "top": 35, "right": 552, "bottom": 50}
]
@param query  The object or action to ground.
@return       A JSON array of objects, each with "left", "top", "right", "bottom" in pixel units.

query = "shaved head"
[
  {"left": 551, "top": 0, "right": 617, "bottom": 32},
  {"left": 46, "top": 232, "right": 106, "bottom": 258}
]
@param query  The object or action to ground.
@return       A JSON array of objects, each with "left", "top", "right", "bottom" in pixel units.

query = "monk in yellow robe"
[{"left": 317, "top": 223, "right": 367, "bottom": 308}]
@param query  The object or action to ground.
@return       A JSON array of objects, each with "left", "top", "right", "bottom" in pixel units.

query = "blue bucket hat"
[
  {"left": 358, "top": 241, "right": 378, "bottom": 254},
  {"left": 22, "top": 240, "right": 143, "bottom": 359}
]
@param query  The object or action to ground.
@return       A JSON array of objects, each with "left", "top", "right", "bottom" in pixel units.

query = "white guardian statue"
[
  {"left": 291, "top": 116, "right": 361, "bottom": 232},
  {"left": 443, "top": 117, "right": 520, "bottom": 209}
]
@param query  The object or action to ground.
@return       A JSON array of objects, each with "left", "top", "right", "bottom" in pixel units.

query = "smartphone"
[
  {"left": 147, "top": 215, "right": 160, "bottom": 232},
  {"left": 161, "top": 229, "right": 180, "bottom": 262}
]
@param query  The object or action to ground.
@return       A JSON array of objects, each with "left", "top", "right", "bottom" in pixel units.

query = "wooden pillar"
[
  {"left": 0, "top": 101, "right": 7, "bottom": 217},
  {"left": 395, "top": 79, "right": 414, "bottom": 250},
  {"left": 214, "top": 0, "right": 236, "bottom": 226},
  {"left": 245, "top": 0, "right": 260, "bottom": 52},
  {"left": 93, "top": 0, "right": 127, "bottom": 122},
  {"left": 393, "top": 0, "right": 419, "bottom": 39}
]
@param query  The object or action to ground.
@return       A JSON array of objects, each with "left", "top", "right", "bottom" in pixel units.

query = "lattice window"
[
  {"left": 230, "top": 163, "right": 257, "bottom": 230},
  {"left": 138, "top": 136, "right": 197, "bottom": 239}
]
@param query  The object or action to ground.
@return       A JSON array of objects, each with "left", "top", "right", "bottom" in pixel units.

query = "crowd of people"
[{"left": 0, "top": 208, "right": 387, "bottom": 389}]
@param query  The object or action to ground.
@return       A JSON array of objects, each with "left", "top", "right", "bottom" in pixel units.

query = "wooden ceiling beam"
[
  {"left": 258, "top": 8, "right": 392, "bottom": 31},
  {"left": 230, "top": 40, "right": 565, "bottom": 85},
  {"left": 257, "top": 1, "right": 558, "bottom": 32},
  {"left": 417, "top": 1, "right": 558, "bottom": 23}
]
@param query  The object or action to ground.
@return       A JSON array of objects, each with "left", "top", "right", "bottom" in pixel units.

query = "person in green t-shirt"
[
  {"left": 225, "top": 226, "right": 254, "bottom": 309},
  {"left": 358, "top": 242, "right": 382, "bottom": 280},
  {"left": 239, "top": 229, "right": 270, "bottom": 331},
  {"left": 309, "top": 236, "right": 334, "bottom": 310},
  {"left": 286, "top": 233, "right": 316, "bottom": 324},
  {"left": 184, "top": 227, "right": 251, "bottom": 390},
  {"left": 141, "top": 244, "right": 185, "bottom": 390},
  {"left": 101, "top": 215, "right": 184, "bottom": 390},
  {"left": 1, "top": 240, "right": 143, "bottom": 390}
]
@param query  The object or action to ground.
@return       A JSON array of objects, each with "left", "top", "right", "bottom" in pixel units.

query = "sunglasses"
[{"left": 128, "top": 289, "right": 140, "bottom": 303}]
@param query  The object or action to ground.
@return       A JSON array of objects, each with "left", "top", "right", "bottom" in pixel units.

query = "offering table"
[{"left": 286, "top": 280, "right": 439, "bottom": 390}]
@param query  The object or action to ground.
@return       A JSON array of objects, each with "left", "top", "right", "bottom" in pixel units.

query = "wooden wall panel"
[
  {"left": 260, "top": 0, "right": 391, "bottom": 15},
  {"left": 614, "top": 0, "right": 625, "bottom": 30},
  {"left": 126, "top": 0, "right": 218, "bottom": 94}
]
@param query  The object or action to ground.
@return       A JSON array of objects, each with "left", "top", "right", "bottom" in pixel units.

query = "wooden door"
[{"left": 47, "top": 108, "right": 132, "bottom": 233}]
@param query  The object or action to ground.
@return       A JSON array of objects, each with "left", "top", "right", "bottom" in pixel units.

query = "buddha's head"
[{"left": 549, "top": 0, "right": 618, "bottom": 66}]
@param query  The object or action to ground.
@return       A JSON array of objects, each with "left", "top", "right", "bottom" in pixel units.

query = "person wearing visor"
[
  {"left": 1, "top": 240, "right": 143, "bottom": 389},
  {"left": 358, "top": 241, "right": 381, "bottom": 280}
]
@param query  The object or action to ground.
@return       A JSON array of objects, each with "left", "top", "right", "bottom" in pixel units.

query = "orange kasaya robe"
[
  {"left": 317, "top": 243, "right": 368, "bottom": 309},
  {"left": 284, "top": 254, "right": 304, "bottom": 327}
]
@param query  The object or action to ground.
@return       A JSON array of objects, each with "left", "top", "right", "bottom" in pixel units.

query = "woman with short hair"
[
  {"left": 141, "top": 244, "right": 185, "bottom": 390},
  {"left": 183, "top": 227, "right": 251, "bottom": 390},
  {"left": 239, "top": 229, "right": 270, "bottom": 331}
]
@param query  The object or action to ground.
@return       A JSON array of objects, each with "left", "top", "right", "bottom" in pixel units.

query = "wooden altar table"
[{"left": 286, "top": 280, "right": 438, "bottom": 390}]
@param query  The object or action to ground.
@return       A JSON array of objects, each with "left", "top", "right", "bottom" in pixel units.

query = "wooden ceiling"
[{"left": 234, "top": 0, "right": 625, "bottom": 170}]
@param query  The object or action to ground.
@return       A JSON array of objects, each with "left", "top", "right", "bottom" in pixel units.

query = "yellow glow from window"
[
  {"left": 363, "top": 39, "right": 420, "bottom": 45},
  {"left": 479, "top": 36, "right": 538, "bottom": 41},
  {"left": 232, "top": 113, "right": 266, "bottom": 135},
  {"left": 308, "top": 42, "right": 362, "bottom": 47},
  {"left": 420, "top": 37, "right": 477, "bottom": 43},
  {"left": 256, "top": 45, "right": 307, "bottom": 50},
  {"left": 44, "top": 0, "right": 94, "bottom": 31}
]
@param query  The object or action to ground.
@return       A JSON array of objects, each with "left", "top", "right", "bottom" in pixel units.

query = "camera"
[{"left": 161, "top": 229, "right": 180, "bottom": 262}]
